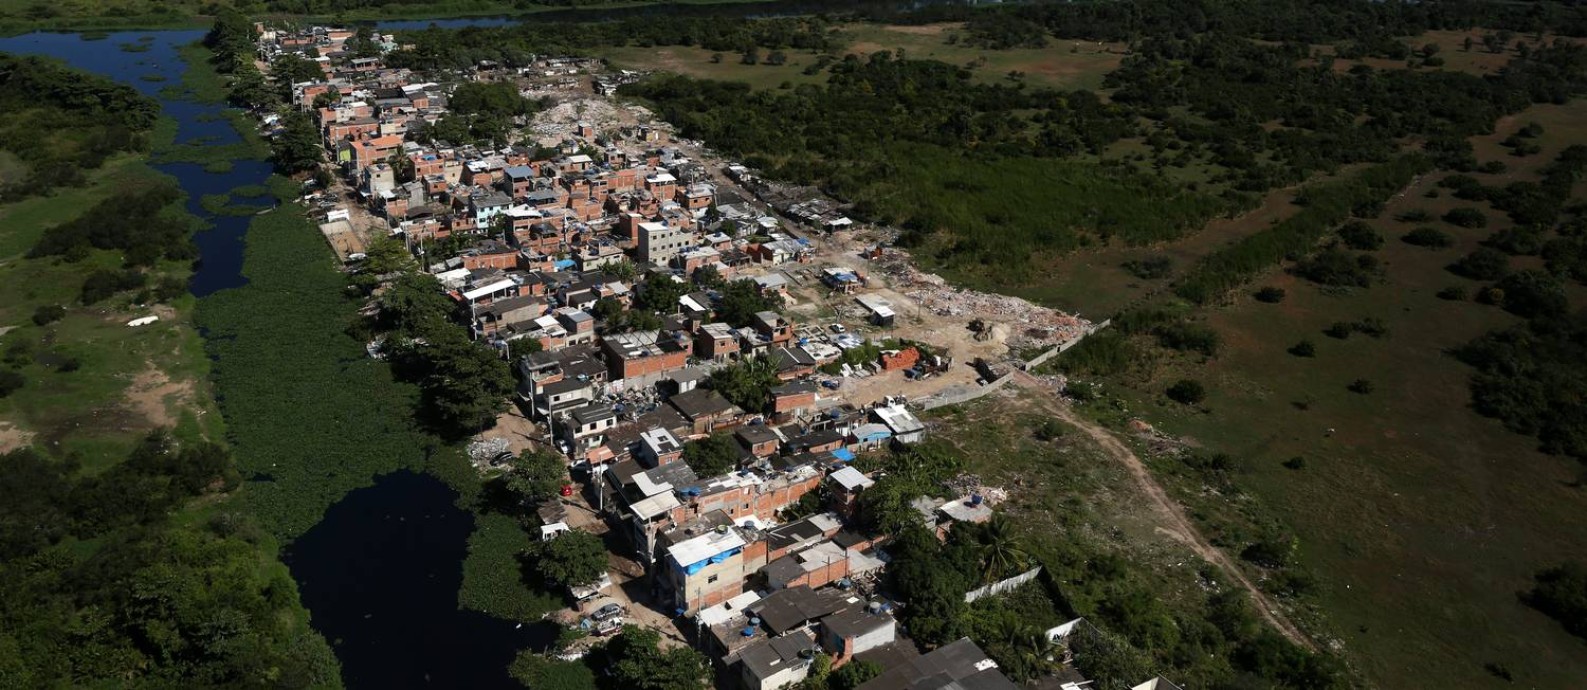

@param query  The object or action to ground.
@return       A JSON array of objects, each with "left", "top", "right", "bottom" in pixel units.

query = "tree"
[
  {"left": 715, "top": 279, "right": 781, "bottom": 327},
  {"left": 682, "top": 432, "right": 743, "bottom": 478},
  {"left": 1166, "top": 379, "right": 1206, "bottom": 405},
  {"left": 1347, "top": 378, "right": 1374, "bottom": 394},
  {"left": 707, "top": 355, "right": 779, "bottom": 413},
  {"left": 362, "top": 233, "right": 417, "bottom": 275},
  {"left": 604, "top": 626, "right": 709, "bottom": 690},
  {"left": 502, "top": 450, "right": 567, "bottom": 508},
  {"left": 1337, "top": 220, "right": 1383, "bottom": 250},
  {"left": 978, "top": 516, "right": 1029, "bottom": 583},
  {"left": 1523, "top": 562, "right": 1587, "bottom": 641},
  {"left": 272, "top": 109, "right": 323, "bottom": 174},
  {"left": 1443, "top": 207, "right": 1488, "bottom": 228},
  {"left": 412, "top": 330, "right": 514, "bottom": 438},
  {"left": 1402, "top": 226, "right": 1453, "bottom": 248},
  {"left": 1288, "top": 340, "right": 1316, "bottom": 357},
  {"left": 1253, "top": 286, "right": 1286, "bottom": 303},
  {"left": 522, "top": 530, "right": 607, "bottom": 590},
  {"left": 378, "top": 273, "right": 456, "bottom": 336},
  {"left": 634, "top": 273, "right": 688, "bottom": 313},
  {"left": 828, "top": 659, "right": 882, "bottom": 690},
  {"left": 1495, "top": 269, "right": 1567, "bottom": 319}
]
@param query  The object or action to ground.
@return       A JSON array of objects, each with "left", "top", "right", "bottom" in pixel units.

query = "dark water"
[
  {"left": 0, "top": 29, "right": 262, "bottom": 296},
  {"left": 286, "top": 471, "right": 557, "bottom": 689}
]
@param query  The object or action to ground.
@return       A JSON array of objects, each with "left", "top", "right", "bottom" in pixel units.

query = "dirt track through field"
[{"left": 1010, "top": 370, "right": 1320, "bottom": 653}]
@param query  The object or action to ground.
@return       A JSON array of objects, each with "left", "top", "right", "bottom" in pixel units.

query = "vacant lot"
[
  {"left": 0, "top": 157, "right": 219, "bottom": 468},
  {"left": 1065, "top": 100, "right": 1587, "bottom": 688},
  {"left": 601, "top": 22, "right": 1126, "bottom": 91}
]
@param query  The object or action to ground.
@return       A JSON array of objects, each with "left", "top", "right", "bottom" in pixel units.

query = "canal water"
[{"left": 0, "top": 29, "right": 551, "bottom": 688}]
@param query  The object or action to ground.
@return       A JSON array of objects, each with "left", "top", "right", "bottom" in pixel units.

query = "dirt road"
[{"left": 1010, "top": 370, "right": 1320, "bottom": 653}]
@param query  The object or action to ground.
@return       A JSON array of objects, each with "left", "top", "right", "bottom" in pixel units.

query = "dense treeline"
[
  {"left": 0, "top": 53, "right": 158, "bottom": 200},
  {"left": 28, "top": 180, "right": 199, "bottom": 267},
  {"left": 891, "top": 0, "right": 1587, "bottom": 44},
  {"left": 387, "top": 14, "right": 837, "bottom": 71},
  {"left": 1175, "top": 155, "right": 1431, "bottom": 304},
  {"left": 0, "top": 435, "right": 338, "bottom": 686}
]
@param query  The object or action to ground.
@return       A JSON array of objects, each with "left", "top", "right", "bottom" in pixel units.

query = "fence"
[
  {"left": 1022, "top": 318, "right": 1111, "bottom": 371},
  {"left": 964, "top": 566, "right": 1043, "bottom": 603},
  {"left": 914, "top": 370, "right": 1016, "bottom": 411}
]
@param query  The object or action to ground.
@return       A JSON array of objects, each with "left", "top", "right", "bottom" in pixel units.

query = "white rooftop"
[
  {"left": 668, "top": 528, "right": 747, "bottom": 569},
  {"left": 829, "top": 466, "right": 875, "bottom": 492}
]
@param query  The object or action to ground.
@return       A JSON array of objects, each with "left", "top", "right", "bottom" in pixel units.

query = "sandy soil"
[
  {"left": 125, "top": 365, "right": 195, "bottom": 429},
  {"left": 0, "top": 421, "right": 34, "bottom": 454}
]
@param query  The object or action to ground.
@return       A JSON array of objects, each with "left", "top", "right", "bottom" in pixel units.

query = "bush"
[
  {"left": 1436, "top": 285, "right": 1468, "bottom": 301},
  {"left": 1448, "top": 248, "right": 1510, "bottom": 280},
  {"left": 1347, "top": 378, "right": 1375, "bottom": 394},
  {"left": 1288, "top": 340, "right": 1316, "bottom": 357},
  {"left": 1324, "top": 322, "right": 1352, "bottom": 339},
  {"left": 1402, "top": 226, "right": 1453, "bottom": 248},
  {"left": 1283, "top": 456, "right": 1306, "bottom": 470},
  {"left": 0, "top": 370, "right": 23, "bottom": 398},
  {"left": 1396, "top": 209, "right": 1433, "bottom": 222},
  {"left": 1337, "top": 221, "right": 1384, "bottom": 250},
  {"left": 1253, "top": 286, "right": 1286, "bottom": 303},
  {"left": 79, "top": 269, "right": 147, "bottom": 304},
  {"left": 1495, "top": 269, "right": 1567, "bottom": 319},
  {"left": 1293, "top": 248, "right": 1378, "bottom": 287},
  {"left": 1443, "top": 207, "right": 1488, "bottom": 228},
  {"left": 1121, "top": 255, "right": 1173, "bottom": 280},
  {"left": 1353, "top": 317, "right": 1389, "bottom": 338},
  {"left": 32, "top": 305, "right": 66, "bottom": 326},
  {"left": 1522, "top": 562, "right": 1587, "bottom": 641},
  {"left": 1166, "top": 379, "right": 1206, "bottom": 405}
]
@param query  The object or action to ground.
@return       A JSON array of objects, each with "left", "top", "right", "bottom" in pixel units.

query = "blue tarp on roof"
[
  {"left": 553, "top": 259, "right": 576, "bottom": 269},
  {"left": 682, "top": 546, "right": 743, "bottom": 575},
  {"left": 831, "top": 448, "right": 856, "bottom": 462}
]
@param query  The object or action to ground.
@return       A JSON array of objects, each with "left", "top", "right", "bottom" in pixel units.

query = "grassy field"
[
  {"left": 0, "top": 156, "right": 221, "bottom": 466},
  {"left": 601, "top": 22, "right": 1126, "bottom": 91},
  {"left": 1062, "top": 100, "right": 1587, "bottom": 688}
]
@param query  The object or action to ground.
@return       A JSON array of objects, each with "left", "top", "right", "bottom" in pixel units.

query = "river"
[{"left": 0, "top": 29, "right": 554, "bottom": 688}]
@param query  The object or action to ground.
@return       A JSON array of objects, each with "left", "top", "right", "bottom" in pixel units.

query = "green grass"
[
  {"left": 1057, "top": 102, "right": 1587, "bottom": 688},
  {"left": 0, "top": 157, "right": 222, "bottom": 466},
  {"left": 601, "top": 22, "right": 1127, "bottom": 92},
  {"left": 842, "top": 23, "right": 1126, "bottom": 91}
]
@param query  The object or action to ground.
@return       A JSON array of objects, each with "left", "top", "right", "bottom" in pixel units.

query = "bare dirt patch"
[
  {"left": 125, "top": 365, "right": 194, "bottom": 429},
  {"left": 0, "top": 420, "right": 34, "bottom": 454}
]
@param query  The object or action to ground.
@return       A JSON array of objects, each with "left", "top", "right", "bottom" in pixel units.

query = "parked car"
[
  {"left": 593, "top": 603, "right": 623, "bottom": 622},
  {"left": 592, "top": 617, "right": 624, "bottom": 636},
  {"left": 829, "top": 323, "right": 846, "bottom": 333}
]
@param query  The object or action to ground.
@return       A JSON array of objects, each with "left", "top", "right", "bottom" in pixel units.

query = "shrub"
[
  {"left": 1396, "top": 209, "right": 1433, "bottom": 222},
  {"left": 1253, "top": 286, "right": 1286, "bottom": 303},
  {"left": 1283, "top": 456, "right": 1306, "bottom": 470},
  {"left": 1495, "top": 270, "right": 1567, "bottom": 319},
  {"left": 1121, "top": 255, "right": 1173, "bottom": 280},
  {"left": 0, "top": 370, "right": 22, "bottom": 398},
  {"left": 1402, "top": 226, "right": 1453, "bottom": 248},
  {"left": 1166, "top": 379, "right": 1206, "bottom": 405},
  {"left": 1522, "top": 562, "right": 1587, "bottom": 641},
  {"left": 1034, "top": 419, "right": 1067, "bottom": 441},
  {"left": 1293, "top": 248, "right": 1377, "bottom": 287},
  {"left": 1347, "top": 378, "right": 1375, "bottom": 394},
  {"left": 1288, "top": 340, "right": 1316, "bottom": 357},
  {"left": 1353, "top": 317, "right": 1389, "bottom": 338},
  {"left": 1436, "top": 285, "right": 1468, "bottom": 301},
  {"left": 1323, "top": 322, "right": 1353, "bottom": 339},
  {"left": 1337, "top": 221, "right": 1384, "bottom": 250},
  {"left": 1448, "top": 248, "right": 1510, "bottom": 280},
  {"left": 1443, "top": 207, "right": 1488, "bottom": 228},
  {"left": 32, "top": 305, "right": 66, "bottom": 326}
]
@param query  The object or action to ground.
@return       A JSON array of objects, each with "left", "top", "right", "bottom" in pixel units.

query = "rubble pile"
[{"left": 864, "top": 246, "right": 1092, "bottom": 350}]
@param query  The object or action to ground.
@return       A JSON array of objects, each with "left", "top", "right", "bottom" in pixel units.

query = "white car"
[{"left": 829, "top": 323, "right": 847, "bottom": 333}]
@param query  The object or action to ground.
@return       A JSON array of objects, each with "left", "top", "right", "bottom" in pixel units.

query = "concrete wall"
[{"left": 964, "top": 566, "right": 1042, "bottom": 603}]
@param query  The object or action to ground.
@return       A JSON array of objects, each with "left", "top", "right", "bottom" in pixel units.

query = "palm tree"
[
  {"left": 979, "top": 516, "right": 1029, "bottom": 583},
  {"left": 989, "top": 616, "right": 1054, "bottom": 682}
]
